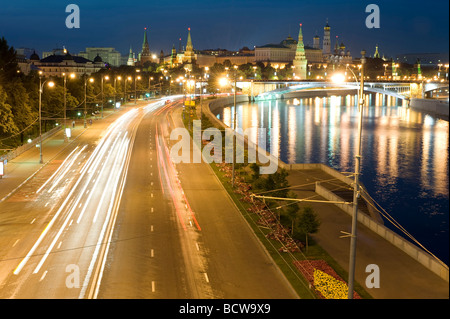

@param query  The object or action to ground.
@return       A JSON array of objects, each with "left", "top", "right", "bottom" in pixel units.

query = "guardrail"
[{"left": 0, "top": 126, "right": 62, "bottom": 163}]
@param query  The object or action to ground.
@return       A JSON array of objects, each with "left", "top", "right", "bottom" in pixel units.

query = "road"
[{"left": 0, "top": 99, "right": 298, "bottom": 299}]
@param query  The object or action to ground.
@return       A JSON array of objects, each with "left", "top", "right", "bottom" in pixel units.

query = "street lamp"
[
  {"left": 125, "top": 76, "right": 132, "bottom": 104},
  {"left": 232, "top": 65, "right": 238, "bottom": 187},
  {"left": 84, "top": 75, "right": 94, "bottom": 128},
  {"left": 135, "top": 69, "right": 141, "bottom": 104},
  {"left": 38, "top": 71, "right": 55, "bottom": 164},
  {"left": 383, "top": 63, "right": 388, "bottom": 79},
  {"left": 101, "top": 75, "right": 109, "bottom": 118},
  {"left": 114, "top": 76, "right": 121, "bottom": 109},
  {"left": 333, "top": 50, "right": 367, "bottom": 299},
  {"left": 62, "top": 72, "right": 75, "bottom": 141},
  {"left": 331, "top": 51, "right": 367, "bottom": 298},
  {"left": 148, "top": 76, "right": 154, "bottom": 96}
]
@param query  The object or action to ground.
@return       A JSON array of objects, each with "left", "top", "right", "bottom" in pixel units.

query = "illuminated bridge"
[{"left": 237, "top": 80, "right": 449, "bottom": 102}]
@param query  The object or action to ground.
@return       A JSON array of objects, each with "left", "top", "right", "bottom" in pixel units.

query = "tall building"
[
  {"left": 170, "top": 44, "right": 177, "bottom": 67},
  {"left": 293, "top": 23, "right": 307, "bottom": 79},
  {"left": 323, "top": 19, "right": 331, "bottom": 57},
  {"left": 313, "top": 33, "right": 320, "bottom": 50},
  {"left": 139, "top": 27, "right": 152, "bottom": 65}
]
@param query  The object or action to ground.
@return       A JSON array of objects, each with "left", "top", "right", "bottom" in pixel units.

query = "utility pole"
[{"left": 231, "top": 65, "right": 238, "bottom": 187}]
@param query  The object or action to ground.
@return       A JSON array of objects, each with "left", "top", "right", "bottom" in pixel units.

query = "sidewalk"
[{"left": 0, "top": 107, "right": 131, "bottom": 203}]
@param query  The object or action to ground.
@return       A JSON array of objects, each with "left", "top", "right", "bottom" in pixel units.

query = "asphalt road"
[
  {"left": 0, "top": 99, "right": 298, "bottom": 299},
  {"left": 98, "top": 100, "right": 298, "bottom": 298}
]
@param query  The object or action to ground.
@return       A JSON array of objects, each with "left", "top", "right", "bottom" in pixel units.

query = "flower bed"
[{"left": 293, "top": 260, "right": 361, "bottom": 299}]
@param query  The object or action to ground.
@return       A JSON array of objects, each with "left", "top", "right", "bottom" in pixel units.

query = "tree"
[
  {"left": 0, "top": 37, "right": 19, "bottom": 83},
  {"left": 285, "top": 197, "right": 300, "bottom": 235},
  {"left": 3, "top": 78, "right": 34, "bottom": 143},
  {"left": 0, "top": 85, "right": 18, "bottom": 137},
  {"left": 297, "top": 206, "right": 321, "bottom": 251}
]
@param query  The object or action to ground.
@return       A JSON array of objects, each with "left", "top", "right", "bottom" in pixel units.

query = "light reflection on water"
[{"left": 216, "top": 93, "right": 449, "bottom": 264}]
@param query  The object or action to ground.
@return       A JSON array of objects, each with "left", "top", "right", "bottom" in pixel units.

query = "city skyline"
[{"left": 1, "top": 0, "right": 448, "bottom": 59}]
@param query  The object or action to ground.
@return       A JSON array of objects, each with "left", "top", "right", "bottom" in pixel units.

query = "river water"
[{"left": 214, "top": 93, "right": 449, "bottom": 265}]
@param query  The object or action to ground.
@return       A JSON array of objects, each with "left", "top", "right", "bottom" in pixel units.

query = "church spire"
[{"left": 374, "top": 44, "right": 380, "bottom": 58}]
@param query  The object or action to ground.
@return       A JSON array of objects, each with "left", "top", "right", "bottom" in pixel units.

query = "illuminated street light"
[
  {"left": 218, "top": 77, "right": 229, "bottom": 88},
  {"left": 331, "top": 73, "right": 346, "bottom": 84},
  {"left": 62, "top": 72, "right": 76, "bottom": 141},
  {"left": 135, "top": 70, "right": 141, "bottom": 104},
  {"left": 84, "top": 75, "right": 94, "bottom": 128},
  {"left": 101, "top": 75, "right": 109, "bottom": 118},
  {"left": 38, "top": 71, "right": 55, "bottom": 164}
]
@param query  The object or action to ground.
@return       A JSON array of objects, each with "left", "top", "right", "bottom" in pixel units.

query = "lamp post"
[
  {"left": 114, "top": 76, "right": 121, "bottom": 109},
  {"left": 135, "top": 69, "right": 141, "bottom": 104},
  {"left": 101, "top": 75, "right": 109, "bottom": 118},
  {"left": 84, "top": 75, "right": 94, "bottom": 128},
  {"left": 231, "top": 65, "right": 238, "bottom": 188},
  {"left": 332, "top": 52, "right": 366, "bottom": 299},
  {"left": 38, "top": 71, "right": 55, "bottom": 164},
  {"left": 347, "top": 50, "right": 366, "bottom": 299},
  {"left": 62, "top": 72, "right": 75, "bottom": 141},
  {"left": 200, "top": 66, "right": 209, "bottom": 117}
]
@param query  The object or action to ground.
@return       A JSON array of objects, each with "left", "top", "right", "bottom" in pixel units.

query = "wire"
[
  {"left": 359, "top": 188, "right": 448, "bottom": 269},
  {"left": 0, "top": 117, "right": 38, "bottom": 142}
]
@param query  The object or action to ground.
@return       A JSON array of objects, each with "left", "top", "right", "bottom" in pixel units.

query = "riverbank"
[
  {"left": 410, "top": 98, "right": 449, "bottom": 118},
  {"left": 201, "top": 95, "right": 449, "bottom": 298}
]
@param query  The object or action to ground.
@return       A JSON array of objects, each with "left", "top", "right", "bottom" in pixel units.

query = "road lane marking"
[
  {"left": 152, "top": 281, "right": 155, "bottom": 292},
  {"left": 39, "top": 270, "right": 48, "bottom": 282},
  {"left": 151, "top": 249, "right": 154, "bottom": 257},
  {"left": 204, "top": 273, "right": 209, "bottom": 283},
  {"left": 30, "top": 218, "right": 36, "bottom": 224},
  {"left": 151, "top": 207, "right": 154, "bottom": 213},
  {"left": 12, "top": 239, "right": 19, "bottom": 247},
  {"left": 195, "top": 242, "right": 200, "bottom": 251}
]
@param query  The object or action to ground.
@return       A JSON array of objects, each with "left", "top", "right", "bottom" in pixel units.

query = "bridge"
[{"left": 236, "top": 80, "right": 449, "bottom": 102}]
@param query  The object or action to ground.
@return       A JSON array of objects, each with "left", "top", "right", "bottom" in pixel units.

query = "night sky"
[{"left": 1, "top": 0, "right": 448, "bottom": 59}]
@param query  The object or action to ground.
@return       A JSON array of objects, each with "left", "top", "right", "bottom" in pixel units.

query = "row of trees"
[{"left": 248, "top": 164, "right": 321, "bottom": 250}]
